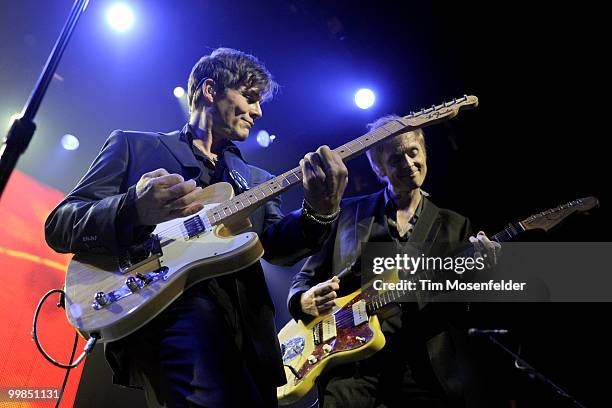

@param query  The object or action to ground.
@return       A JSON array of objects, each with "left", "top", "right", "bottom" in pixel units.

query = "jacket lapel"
[
  {"left": 335, "top": 190, "right": 385, "bottom": 272},
  {"left": 158, "top": 129, "right": 202, "bottom": 180},
  {"left": 410, "top": 197, "right": 441, "bottom": 244},
  {"left": 355, "top": 189, "right": 385, "bottom": 247}
]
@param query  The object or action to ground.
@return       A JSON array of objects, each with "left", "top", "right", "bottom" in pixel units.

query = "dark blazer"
[
  {"left": 45, "top": 127, "right": 322, "bottom": 386},
  {"left": 288, "top": 189, "right": 472, "bottom": 400}
]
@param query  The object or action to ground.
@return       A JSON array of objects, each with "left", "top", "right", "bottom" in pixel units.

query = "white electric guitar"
[{"left": 64, "top": 95, "right": 479, "bottom": 342}]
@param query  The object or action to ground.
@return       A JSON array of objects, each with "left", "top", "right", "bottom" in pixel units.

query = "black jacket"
[
  {"left": 45, "top": 126, "right": 324, "bottom": 386},
  {"left": 288, "top": 189, "right": 472, "bottom": 400}
]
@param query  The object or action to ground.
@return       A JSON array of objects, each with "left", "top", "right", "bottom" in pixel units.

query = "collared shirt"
[
  {"left": 180, "top": 124, "right": 246, "bottom": 188},
  {"left": 384, "top": 187, "right": 429, "bottom": 242}
]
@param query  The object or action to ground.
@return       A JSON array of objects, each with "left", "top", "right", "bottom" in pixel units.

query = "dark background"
[{"left": 1, "top": 0, "right": 609, "bottom": 406}]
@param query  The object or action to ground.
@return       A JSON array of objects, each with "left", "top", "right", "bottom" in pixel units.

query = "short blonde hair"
[{"left": 365, "top": 114, "right": 426, "bottom": 177}]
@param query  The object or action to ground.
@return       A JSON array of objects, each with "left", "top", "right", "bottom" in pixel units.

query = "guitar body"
[
  {"left": 64, "top": 183, "right": 264, "bottom": 342},
  {"left": 277, "top": 287, "right": 386, "bottom": 405}
]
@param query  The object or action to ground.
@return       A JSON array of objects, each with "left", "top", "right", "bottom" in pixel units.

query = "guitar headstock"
[
  {"left": 520, "top": 196, "right": 599, "bottom": 232},
  {"left": 402, "top": 95, "right": 479, "bottom": 128}
]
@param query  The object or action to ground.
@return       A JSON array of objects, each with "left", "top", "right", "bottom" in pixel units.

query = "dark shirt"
[
  {"left": 179, "top": 126, "right": 253, "bottom": 323},
  {"left": 181, "top": 125, "right": 244, "bottom": 188},
  {"left": 357, "top": 189, "right": 445, "bottom": 400},
  {"left": 383, "top": 187, "right": 427, "bottom": 242}
]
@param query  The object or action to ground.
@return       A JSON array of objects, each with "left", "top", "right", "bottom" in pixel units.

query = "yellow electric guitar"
[{"left": 277, "top": 196, "right": 599, "bottom": 405}]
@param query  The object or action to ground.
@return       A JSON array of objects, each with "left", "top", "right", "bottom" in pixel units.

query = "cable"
[
  {"left": 32, "top": 289, "right": 99, "bottom": 368},
  {"left": 54, "top": 332, "right": 78, "bottom": 408},
  {"left": 32, "top": 289, "right": 99, "bottom": 407},
  {"left": 283, "top": 364, "right": 301, "bottom": 380}
]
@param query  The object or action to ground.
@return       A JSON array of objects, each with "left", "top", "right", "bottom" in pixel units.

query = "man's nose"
[
  {"left": 403, "top": 153, "right": 415, "bottom": 167},
  {"left": 250, "top": 101, "right": 262, "bottom": 119}
]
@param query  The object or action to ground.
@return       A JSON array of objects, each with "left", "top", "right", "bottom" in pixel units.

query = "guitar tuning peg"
[
  {"left": 463, "top": 94, "right": 468, "bottom": 101},
  {"left": 432, "top": 104, "right": 437, "bottom": 110}
]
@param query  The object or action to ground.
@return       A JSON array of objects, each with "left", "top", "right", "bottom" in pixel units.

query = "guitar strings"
[{"left": 152, "top": 171, "right": 302, "bottom": 242}]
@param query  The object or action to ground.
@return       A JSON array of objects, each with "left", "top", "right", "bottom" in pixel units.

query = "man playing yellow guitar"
[{"left": 287, "top": 115, "right": 499, "bottom": 407}]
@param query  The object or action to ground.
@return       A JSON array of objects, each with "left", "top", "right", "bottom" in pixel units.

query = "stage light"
[
  {"left": 61, "top": 134, "right": 80, "bottom": 151},
  {"left": 354, "top": 88, "right": 375, "bottom": 109},
  {"left": 173, "top": 87, "right": 185, "bottom": 98},
  {"left": 106, "top": 3, "right": 134, "bottom": 32},
  {"left": 256, "top": 130, "right": 276, "bottom": 148}
]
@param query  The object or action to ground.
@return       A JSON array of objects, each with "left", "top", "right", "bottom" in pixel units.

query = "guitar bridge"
[{"left": 118, "top": 234, "right": 163, "bottom": 273}]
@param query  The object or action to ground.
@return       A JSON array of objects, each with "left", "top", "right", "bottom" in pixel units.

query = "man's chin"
[
  {"left": 230, "top": 130, "right": 250, "bottom": 142},
  {"left": 392, "top": 182, "right": 419, "bottom": 195}
]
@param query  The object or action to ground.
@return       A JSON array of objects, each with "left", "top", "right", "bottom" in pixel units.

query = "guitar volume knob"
[
  {"left": 95, "top": 291, "right": 108, "bottom": 306},
  {"left": 126, "top": 276, "right": 140, "bottom": 292}
]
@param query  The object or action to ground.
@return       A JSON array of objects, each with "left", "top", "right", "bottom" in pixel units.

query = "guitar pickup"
[
  {"left": 183, "top": 215, "right": 206, "bottom": 239},
  {"left": 352, "top": 300, "right": 368, "bottom": 326},
  {"left": 321, "top": 315, "right": 337, "bottom": 342},
  {"left": 312, "top": 315, "right": 337, "bottom": 345}
]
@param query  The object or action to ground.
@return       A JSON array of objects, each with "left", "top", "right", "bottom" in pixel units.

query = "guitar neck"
[
  {"left": 456, "top": 221, "right": 525, "bottom": 258},
  {"left": 201, "top": 95, "right": 479, "bottom": 227},
  {"left": 365, "top": 221, "right": 525, "bottom": 314},
  {"left": 204, "top": 115, "right": 426, "bottom": 226}
]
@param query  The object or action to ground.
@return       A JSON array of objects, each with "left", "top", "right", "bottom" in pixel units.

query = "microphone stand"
[
  {"left": 0, "top": 0, "right": 89, "bottom": 200},
  {"left": 473, "top": 329, "right": 588, "bottom": 408}
]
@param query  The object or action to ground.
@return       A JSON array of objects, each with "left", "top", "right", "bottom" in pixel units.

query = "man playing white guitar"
[
  {"left": 288, "top": 115, "right": 499, "bottom": 407},
  {"left": 45, "top": 48, "right": 348, "bottom": 407}
]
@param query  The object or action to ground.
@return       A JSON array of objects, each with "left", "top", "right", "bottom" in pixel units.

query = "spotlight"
[
  {"left": 354, "top": 88, "right": 375, "bottom": 109},
  {"left": 256, "top": 130, "right": 276, "bottom": 148},
  {"left": 61, "top": 134, "right": 80, "bottom": 151},
  {"left": 173, "top": 87, "right": 185, "bottom": 98},
  {"left": 106, "top": 3, "right": 134, "bottom": 32}
]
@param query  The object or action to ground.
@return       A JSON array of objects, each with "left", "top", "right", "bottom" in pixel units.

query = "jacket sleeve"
[
  {"left": 285, "top": 219, "right": 339, "bottom": 321},
  {"left": 44, "top": 130, "right": 153, "bottom": 255},
  {"left": 256, "top": 172, "right": 333, "bottom": 266}
]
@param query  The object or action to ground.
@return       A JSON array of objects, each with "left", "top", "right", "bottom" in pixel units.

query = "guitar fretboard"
[
  {"left": 365, "top": 196, "right": 594, "bottom": 314},
  {"left": 204, "top": 96, "right": 475, "bottom": 226},
  {"left": 365, "top": 222, "right": 525, "bottom": 315}
]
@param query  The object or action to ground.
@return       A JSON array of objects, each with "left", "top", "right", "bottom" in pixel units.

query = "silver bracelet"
[{"left": 302, "top": 199, "right": 340, "bottom": 224}]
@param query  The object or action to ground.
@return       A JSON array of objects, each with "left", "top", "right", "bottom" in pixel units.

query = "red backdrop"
[{"left": 0, "top": 171, "right": 84, "bottom": 407}]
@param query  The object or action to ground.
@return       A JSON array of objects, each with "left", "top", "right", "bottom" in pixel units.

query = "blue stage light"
[
  {"left": 61, "top": 134, "right": 80, "bottom": 151},
  {"left": 354, "top": 88, "right": 375, "bottom": 109},
  {"left": 106, "top": 3, "right": 134, "bottom": 32},
  {"left": 256, "top": 130, "right": 276, "bottom": 148},
  {"left": 173, "top": 87, "right": 185, "bottom": 98}
]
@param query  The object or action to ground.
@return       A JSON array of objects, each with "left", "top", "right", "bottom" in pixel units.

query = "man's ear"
[{"left": 201, "top": 78, "right": 217, "bottom": 104}]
